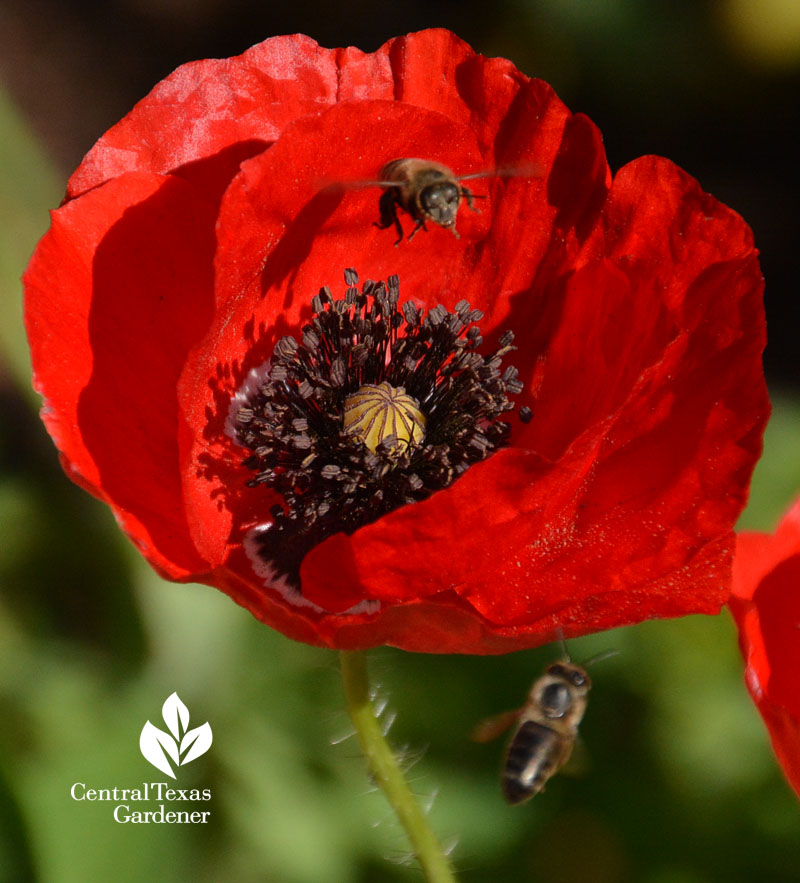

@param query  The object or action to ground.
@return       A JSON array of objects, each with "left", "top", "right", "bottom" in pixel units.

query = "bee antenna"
[
  {"left": 554, "top": 629, "right": 570, "bottom": 662},
  {"left": 580, "top": 649, "right": 620, "bottom": 669}
]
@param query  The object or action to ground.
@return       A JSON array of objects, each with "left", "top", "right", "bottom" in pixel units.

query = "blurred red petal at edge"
[{"left": 730, "top": 498, "right": 800, "bottom": 797}]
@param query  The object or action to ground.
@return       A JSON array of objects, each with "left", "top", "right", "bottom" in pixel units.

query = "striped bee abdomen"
[{"left": 502, "top": 720, "right": 564, "bottom": 804}]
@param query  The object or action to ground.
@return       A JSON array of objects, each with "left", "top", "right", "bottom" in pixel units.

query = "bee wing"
[
  {"left": 456, "top": 163, "right": 543, "bottom": 183},
  {"left": 317, "top": 178, "right": 405, "bottom": 192},
  {"left": 471, "top": 708, "right": 524, "bottom": 743},
  {"left": 320, "top": 164, "right": 542, "bottom": 192},
  {"left": 559, "top": 734, "right": 590, "bottom": 778},
  {"left": 580, "top": 648, "right": 620, "bottom": 668}
]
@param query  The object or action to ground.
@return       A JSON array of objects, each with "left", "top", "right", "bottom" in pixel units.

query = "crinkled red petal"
[
  {"left": 67, "top": 29, "right": 592, "bottom": 210},
  {"left": 730, "top": 500, "right": 800, "bottom": 796}
]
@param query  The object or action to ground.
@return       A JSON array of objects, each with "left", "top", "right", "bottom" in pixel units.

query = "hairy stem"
[{"left": 339, "top": 650, "right": 458, "bottom": 883}]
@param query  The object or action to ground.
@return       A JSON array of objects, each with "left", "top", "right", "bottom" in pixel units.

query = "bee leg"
[
  {"left": 461, "top": 185, "right": 481, "bottom": 215},
  {"left": 406, "top": 218, "right": 428, "bottom": 242},
  {"left": 376, "top": 190, "right": 405, "bottom": 244}
]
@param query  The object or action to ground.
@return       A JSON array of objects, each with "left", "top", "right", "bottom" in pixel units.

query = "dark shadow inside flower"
[
  {"left": 79, "top": 174, "right": 219, "bottom": 574},
  {"left": 258, "top": 187, "right": 346, "bottom": 305},
  {"left": 171, "top": 139, "right": 270, "bottom": 214},
  {"left": 547, "top": 113, "right": 610, "bottom": 241},
  {"left": 192, "top": 307, "right": 302, "bottom": 520}
]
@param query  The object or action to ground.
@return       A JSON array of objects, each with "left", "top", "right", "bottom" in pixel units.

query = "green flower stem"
[{"left": 339, "top": 650, "right": 458, "bottom": 883}]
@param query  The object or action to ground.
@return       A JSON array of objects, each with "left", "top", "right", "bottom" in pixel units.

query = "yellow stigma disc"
[{"left": 343, "top": 382, "right": 426, "bottom": 452}]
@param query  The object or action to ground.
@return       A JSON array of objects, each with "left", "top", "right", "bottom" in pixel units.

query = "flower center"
[
  {"left": 233, "top": 269, "right": 524, "bottom": 588},
  {"left": 343, "top": 382, "right": 426, "bottom": 452}
]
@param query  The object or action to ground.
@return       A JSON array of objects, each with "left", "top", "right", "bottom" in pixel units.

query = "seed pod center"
[{"left": 344, "top": 382, "right": 426, "bottom": 452}]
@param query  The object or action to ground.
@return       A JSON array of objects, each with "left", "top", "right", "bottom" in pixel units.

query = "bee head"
[
  {"left": 546, "top": 662, "right": 592, "bottom": 690},
  {"left": 419, "top": 182, "right": 460, "bottom": 226},
  {"left": 535, "top": 663, "right": 591, "bottom": 719}
]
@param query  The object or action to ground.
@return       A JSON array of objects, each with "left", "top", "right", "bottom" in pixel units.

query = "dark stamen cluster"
[{"left": 234, "top": 269, "right": 523, "bottom": 586}]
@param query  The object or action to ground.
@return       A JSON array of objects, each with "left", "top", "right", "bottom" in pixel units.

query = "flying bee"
[
  {"left": 375, "top": 158, "right": 486, "bottom": 245},
  {"left": 473, "top": 649, "right": 616, "bottom": 804},
  {"left": 324, "top": 158, "right": 539, "bottom": 244}
]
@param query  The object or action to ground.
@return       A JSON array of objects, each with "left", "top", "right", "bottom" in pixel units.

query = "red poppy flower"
[
  {"left": 729, "top": 500, "right": 800, "bottom": 796},
  {"left": 24, "top": 29, "right": 768, "bottom": 652}
]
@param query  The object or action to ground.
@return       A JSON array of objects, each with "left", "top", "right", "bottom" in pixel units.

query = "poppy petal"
[
  {"left": 730, "top": 500, "right": 800, "bottom": 796},
  {"left": 25, "top": 171, "right": 218, "bottom": 577}
]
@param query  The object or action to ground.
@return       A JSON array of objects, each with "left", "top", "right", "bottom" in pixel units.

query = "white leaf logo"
[{"left": 139, "top": 693, "right": 212, "bottom": 778}]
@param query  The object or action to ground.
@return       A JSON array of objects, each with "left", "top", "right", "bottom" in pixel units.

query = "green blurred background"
[{"left": 1, "top": 2, "right": 799, "bottom": 881}]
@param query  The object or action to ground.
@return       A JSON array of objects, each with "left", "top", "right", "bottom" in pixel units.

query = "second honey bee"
[
  {"left": 375, "top": 158, "right": 483, "bottom": 245},
  {"left": 473, "top": 658, "right": 595, "bottom": 804}
]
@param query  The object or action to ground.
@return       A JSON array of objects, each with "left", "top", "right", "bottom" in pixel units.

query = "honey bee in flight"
[
  {"left": 326, "top": 158, "right": 539, "bottom": 245},
  {"left": 375, "top": 158, "right": 484, "bottom": 245},
  {"left": 473, "top": 650, "right": 616, "bottom": 804}
]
